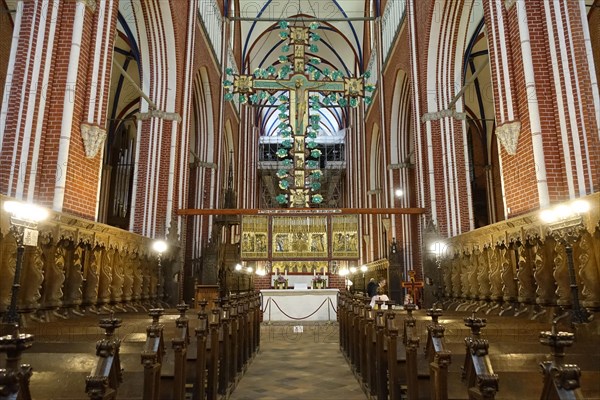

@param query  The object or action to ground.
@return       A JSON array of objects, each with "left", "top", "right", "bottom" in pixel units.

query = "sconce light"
[
  {"left": 152, "top": 239, "right": 168, "bottom": 306},
  {"left": 3, "top": 200, "right": 49, "bottom": 325}
]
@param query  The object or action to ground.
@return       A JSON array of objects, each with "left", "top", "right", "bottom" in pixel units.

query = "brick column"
[
  {"left": 0, "top": 0, "right": 115, "bottom": 219},
  {"left": 499, "top": 1, "right": 600, "bottom": 215}
]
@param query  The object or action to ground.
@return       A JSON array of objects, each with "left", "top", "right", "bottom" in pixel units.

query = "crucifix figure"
[{"left": 225, "top": 22, "right": 373, "bottom": 207}]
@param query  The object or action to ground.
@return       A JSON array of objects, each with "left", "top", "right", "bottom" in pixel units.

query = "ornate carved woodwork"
[
  {"left": 577, "top": 232, "right": 600, "bottom": 308},
  {"left": 82, "top": 246, "right": 101, "bottom": 309},
  {"left": 500, "top": 242, "right": 518, "bottom": 303},
  {"left": 0, "top": 195, "right": 176, "bottom": 318},
  {"left": 518, "top": 238, "right": 537, "bottom": 304},
  {"left": 19, "top": 245, "right": 44, "bottom": 312},
  {"left": 435, "top": 192, "right": 599, "bottom": 314},
  {"left": 477, "top": 246, "right": 491, "bottom": 302}
]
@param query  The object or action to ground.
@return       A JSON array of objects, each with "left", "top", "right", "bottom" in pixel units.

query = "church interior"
[{"left": 0, "top": 0, "right": 599, "bottom": 399}]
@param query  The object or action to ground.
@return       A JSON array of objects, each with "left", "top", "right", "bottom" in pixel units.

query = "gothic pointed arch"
[
  {"left": 423, "top": 0, "right": 486, "bottom": 236},
  {"left": 187, "top": 67, "right": 217, "bottom": 265},
  {"left": 98, "top": 10, "right": 142, "bottom": 229},
  {"left": 390, "top": 69, "right": 416, "bottom": 276},
  {"left": 462, "top": 13, "right": 503, "bottom": 227}
]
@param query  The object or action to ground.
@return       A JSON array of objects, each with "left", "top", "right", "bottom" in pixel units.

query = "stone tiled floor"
[{"left": 230, "top": 322, "right": 367, "bottom": 400}]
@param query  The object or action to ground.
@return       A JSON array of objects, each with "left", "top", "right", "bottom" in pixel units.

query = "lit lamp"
[
  {"left": 360, "top": 265, "right": 368, "bottom": 294},
  {"left": 235, "top": 263, "right": 243, "bottom": 293},
  {"left": 246, "top": 267, "right": 254, "bottom": 291},
  {"left": 430, "top": 240, "right": 445, "bottom": 307},
  {"left": 540, "top": 199, "right": 591, "bottom": 325},
  {"left": 2, "top": 201, "right": 48, "bottom": 325},
  {"left": 152, "top": 240, "right": 168, "bottom": 306},
  {"left": 339, "top": 268, "right": 349, "bottom": 290}
]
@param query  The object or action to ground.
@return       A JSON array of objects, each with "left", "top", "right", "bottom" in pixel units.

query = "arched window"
[{"left": 98, "top": 14, "right": 141, "bottom": 229}]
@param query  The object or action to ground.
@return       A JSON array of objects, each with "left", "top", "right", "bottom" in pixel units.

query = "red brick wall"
[
  {"left": 254, "top": 275, "right": 271, "bottom": 290},
  {"left": 591, "top": 4, "right": 600, "bottom": 88},
  {"left": 0, "top": 1, "right": 39, "bottom": 195},
  {"left": 566, "top": 0, "right": 600, "bottom": 193},
  {"left": 0, "top": 1, "right": 101, "bottom": 218},
  {"left": 61, "top": 4, "right": 102, "bottom": 218},
  {"left": 0, "top": 0, "right": 13, "bottom": 106},
  {"left": 328, "top": 274, "right": 346, "bottom": 290}
]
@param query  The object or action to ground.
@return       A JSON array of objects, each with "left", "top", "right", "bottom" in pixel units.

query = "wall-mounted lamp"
[
  {"left": 152, "top": 239, "right": 168, "bottom": 306},
  {"left": 3, "top": 201, "right": 49, "bottom": 325},
  {"left": 433, "top": 240, "right": 445, "bottom": 306}
]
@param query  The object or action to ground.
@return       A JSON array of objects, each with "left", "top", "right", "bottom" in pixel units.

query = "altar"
[{"left": 260, "top": 289, "right": 339, "bottom": 322}]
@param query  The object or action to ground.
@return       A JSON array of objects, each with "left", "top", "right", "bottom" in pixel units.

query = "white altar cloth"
[{"left": 260, "top": 289, "right": 339, "bottom": 322}]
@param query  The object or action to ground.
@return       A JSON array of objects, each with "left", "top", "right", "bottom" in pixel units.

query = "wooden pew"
[
  {"left": 355, "top": 296, "right": 367, "bottom": 376},
  {"left": 402, "top": 304, "right": 420, "bottom": 400},
  {"left": 350, "top": 298, "right": 362, "bottom": 373},
  {"left": 218, "top": 299, "right": 231, "bottom": 396},
  {"left": 462, "top": 313, "right": 498, "bottom": 400},
  {"left": 424, "top": 308, "right": 451, "bottom": 400},
  {"left": 374, "top": 301, "right": 388, "bottom": 400},
  {"left": 539, "top": 323, "right": 584, "bottom": 400},
  {"left": 228, "top": 295, "right": 239, "bottom": 389},
  {"left": 193, "top": 300, "right": 209, "bottom": 400},
  {"left": 338, "top": 292, "right": 349, "bottom": 359},
  {"left": 85, "top": 315, "right": 123, "bottom": 400},
  {"left": 365, "top": 303, "right": 377, "bottom": 398},
  {"left": 358, "top": 297, "right": 370, "bottom": 389},
  {"left": 171, "top": 303, "right": 190, "bottom": 400},
  {"left": 235, "top": 295, "right": 246, "bottom": 375},
  {"left": 384, "top": 304, "right": 401, "bottom": 400},
  {"left": 252, "top": 292, "right": 260, "bottom": 356},
  {"left": 207, "top": 300, "right": 222, "bottom": 400},
  {"left": 0, "top": 323, "right": 34, "bottom": 400},
  {"left": 141, "top": 308, "right": 165, "bottom": 400}
]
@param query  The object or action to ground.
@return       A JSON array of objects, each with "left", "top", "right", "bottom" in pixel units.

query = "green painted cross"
[{"left": 224, "top": 22, "right": 373, "bottom": 207}]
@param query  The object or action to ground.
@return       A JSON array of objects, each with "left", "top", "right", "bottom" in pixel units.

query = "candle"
[
  {"left": 285, "top": 269, "right": 287, "bottom": 277},
  {"left": 313, "top": 269, "right": 316, "bottom": 276}
]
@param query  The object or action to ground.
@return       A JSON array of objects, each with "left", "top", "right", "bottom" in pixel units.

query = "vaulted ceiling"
[{"left": 235, "top": 0, "right": 373, "bottom": 139}]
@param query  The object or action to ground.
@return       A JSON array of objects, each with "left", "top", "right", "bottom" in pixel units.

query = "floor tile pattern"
[{"left": 230, "top": 322, "right": 367, "bottom": 400}]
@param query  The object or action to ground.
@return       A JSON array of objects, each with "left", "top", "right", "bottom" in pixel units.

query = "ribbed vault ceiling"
[{"left": 236, "top": 0, "right": 371, "bottom": 138}]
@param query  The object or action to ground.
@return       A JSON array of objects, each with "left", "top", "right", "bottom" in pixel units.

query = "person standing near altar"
[{"left": 367, "top": 278, "right": 378, "bottom": 297}]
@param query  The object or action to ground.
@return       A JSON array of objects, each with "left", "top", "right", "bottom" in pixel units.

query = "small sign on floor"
[{"left": 293, "top": 325, "right": 303, "bottom": 333}]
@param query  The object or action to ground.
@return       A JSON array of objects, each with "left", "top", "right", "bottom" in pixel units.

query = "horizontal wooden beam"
[{"left": 177, "top": 207, "right": 426, "bottom": 216}]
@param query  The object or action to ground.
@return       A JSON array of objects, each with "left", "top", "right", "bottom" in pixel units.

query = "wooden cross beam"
[{"left": 177, "top": 207, "right": 426, "bottom": 216}]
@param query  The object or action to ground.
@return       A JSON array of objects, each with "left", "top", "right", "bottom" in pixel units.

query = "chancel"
[{"left": 0, "top": 1, "right": 600, "bottom": 399}]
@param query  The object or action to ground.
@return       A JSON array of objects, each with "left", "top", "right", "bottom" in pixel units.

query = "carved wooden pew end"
[{"left": 85, "top": 315, "right": 123, "bottom": 400}]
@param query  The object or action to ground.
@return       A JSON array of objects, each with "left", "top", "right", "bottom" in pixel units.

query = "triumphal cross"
[{"left": 224, "top": 22, "right": 373, "bottom": 207}]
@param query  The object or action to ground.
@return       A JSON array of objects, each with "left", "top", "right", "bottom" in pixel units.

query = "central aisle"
[{"left": 230, "top": 322, "right": 367, "bottom": 400}]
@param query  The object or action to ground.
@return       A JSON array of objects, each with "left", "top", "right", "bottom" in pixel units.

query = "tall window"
[{"left": 98, "top": 14, "right": 141, "bottom": 229}]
